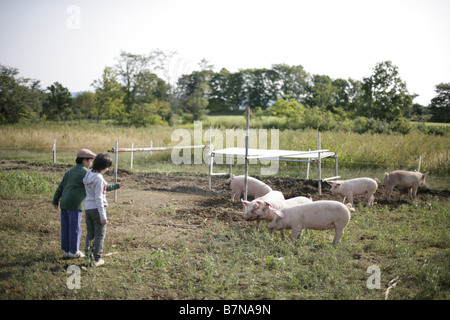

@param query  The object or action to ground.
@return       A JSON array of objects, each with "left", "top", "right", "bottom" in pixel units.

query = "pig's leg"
[
  {"left": 333, "top": 228, "right": 344, "bottom": 244},
  {"left": 347, "top": 194, "right": 354, "bottom": 206},
  {"left": 408, "top": 187, "right": 413, "bottom": 200},
  {"left": 412, "top": 185, "right": 419, "bottom": 199},
  {"left": 255, "top": 220, "right": 261, "bottom": 232},
  {"left": 291, "top": 226, "right": 303, "bottom": 242},
  {"left": 386, "top": 185, "right": 394, "bottom": 201}
]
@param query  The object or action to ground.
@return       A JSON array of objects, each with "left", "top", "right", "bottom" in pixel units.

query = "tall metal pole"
[
  {"left": 244, "top": 107, "right": 250, "bottom": 204},
  {"left": 208, "top": 126, "right": 212, "bottom": 190},
  {"left": 52, "top": 138, "right": 56, "bottom": 164},
  {"left": 114, "top": 141, "right": 118, "bottom": 203},
  {"left": 318, "top": 132, "right": 322, "bottom": 196}
]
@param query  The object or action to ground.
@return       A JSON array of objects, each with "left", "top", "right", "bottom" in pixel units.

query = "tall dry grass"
[{"left": 0, "top": 121, "right": 448, "bottom": 174}]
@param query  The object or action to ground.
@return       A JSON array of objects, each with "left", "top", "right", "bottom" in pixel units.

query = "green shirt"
[{"left": 52, "top": 164, "right": 89, "bottom": 210}]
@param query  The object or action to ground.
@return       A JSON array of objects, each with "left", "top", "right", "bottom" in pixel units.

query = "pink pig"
[
  {"left": 267, "top": 200, "right": 353, "bottom": 243},
  {"left": 243, "top": 196, "right": 312, "bottom": 224},
  {"left": 241, "top": 191, "right": 285, "bottom": 231},
  {"left": 384, "top": 170, "right": 428, "bottom": 201},
  {"left": 327, "top": 178, "right": 378, "bottom": 207},
  {"left": 230, "top": 175, "right": 273, "bottom": 202}
]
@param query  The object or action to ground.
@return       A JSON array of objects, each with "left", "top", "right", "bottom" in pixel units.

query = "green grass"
[
  {"left": 0, "top": 121, "right": 449, "bottom": 300},
  {"left": 0, "top": 167, "right": 449, "bottom": 300},
  {"left": 0, "top": 171, "right": 59, "bottom": 198}
]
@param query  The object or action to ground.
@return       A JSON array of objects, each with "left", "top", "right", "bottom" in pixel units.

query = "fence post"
[
  {"left": 318, "top": 132, "right": 322, "bottom": 195},
  {"left": 335, "top": 152, "right": 338, "bottom": 177},
  {"left": 208, "top": 126, "right": 213, "bottom": 190},
  {"left": 53, "top": 138, "right": 56, "bottom": 164},
  {"left": 418, "top": 155, "right": 422, "bottom": 172},
  {"left": 114, "top": 141, "right": 118, "bottom": 203},
  {"left": 306, "top": 148, "right": 311, "bottom": 179},
  {"left": 130, "top": 143, "right": 134, "bottom": 170}
]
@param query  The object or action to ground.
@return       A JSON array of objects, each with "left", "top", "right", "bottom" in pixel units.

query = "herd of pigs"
[{"left": 230, "top": 170, "right": 428, "bottom": 243}]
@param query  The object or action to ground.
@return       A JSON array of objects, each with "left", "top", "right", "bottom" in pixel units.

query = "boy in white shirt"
[{"left": 83, "top": 153, "right": 123, "bottom": 266}]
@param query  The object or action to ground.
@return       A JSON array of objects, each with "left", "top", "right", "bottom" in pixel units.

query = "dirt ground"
[{"left": 3, "top": 160, "right": 446, "bottom": 228}]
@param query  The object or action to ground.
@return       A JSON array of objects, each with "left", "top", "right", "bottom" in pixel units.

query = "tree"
[
  {"left": 91, "top": 67, "right": 125, "bottom": 123},
  {"left": 0, "top": 65, "right": 43, "bottom": 124},
  {"left": 429, "top": 83, "right": 450, "bottom": 123},
  {"left": 272, "top": 64, "right": 308, "bottom": 102},
  {"left": 151, "top": 49, "right": 185, "bottom": 125},
  {"left": 178, "top": 59, "right": 213, "bottom": 120},
  {"left": 73, "top": 92, "right": 96, "bottom": 119},
  {"left": 306, "top": 75, "right": 339, "bottom": 112},
  {"left": 362, "top": 61, "right": 413, "bottom": 121},
  {"left": 267, "top": 95, "right": 306, "bottom": 118},
  {"left": 115, "top": 51, "right": 154, "bottom": 113},
  {"left": 127, "top": 100, "right": 170, "bottom": 127},
  {"left": 43, "top": 82, "right": 73, "bottom": 122},
  {"left": 208, "top": 68, "right": 232, "bottom": 113},
  {"left": 243, "top": 68, "right": 278, "bottom": 110}
]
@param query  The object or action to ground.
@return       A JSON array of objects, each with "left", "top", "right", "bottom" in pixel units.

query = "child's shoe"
[
  {"left": 94, "top": 259, "right": 105, "bottom": 267},
  {"left": 66, "top": 251, "right": 85, "bottom": 259},
  {"left": 85, "top": 258, "right": 105, "bottom": 267}
]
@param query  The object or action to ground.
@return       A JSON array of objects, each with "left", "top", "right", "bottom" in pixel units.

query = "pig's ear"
[
  {"left": 264, "top": 201, "right": 272, "bottom": 209},
  {"left": 274, "top": 210, "right": 284, "bottom": 218},
  {"left": 241, "top": 199, "right": 250, "bottom": 207},
  {"left": 326, "top": 181, "right": 333, "bottom": 186},
  {"left": 255, "top": 201, "right": 261, "bottom": 209},
  {"left": 337, "top": 182, "right": 342, "bottom": 187}
]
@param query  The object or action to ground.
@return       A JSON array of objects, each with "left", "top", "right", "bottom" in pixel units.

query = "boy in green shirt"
[{"left": 52, "top": 149, "right": 96, "bottom": 259}]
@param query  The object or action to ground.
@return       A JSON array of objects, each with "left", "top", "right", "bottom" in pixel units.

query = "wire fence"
[
  {"left": 0, "top": 142, "right": 427, "bottom": 172},
  {"left": 2, "top": 141, "right": 448, "bottom": 190}
]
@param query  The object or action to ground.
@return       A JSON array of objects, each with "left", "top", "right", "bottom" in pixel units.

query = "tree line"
[{"left": 1, "top": 50, "right": 449, "bottom": 132}]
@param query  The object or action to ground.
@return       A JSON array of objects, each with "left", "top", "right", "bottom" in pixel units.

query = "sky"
[{"left": 0, "top": 0, "right": 449, "bottom": 106}]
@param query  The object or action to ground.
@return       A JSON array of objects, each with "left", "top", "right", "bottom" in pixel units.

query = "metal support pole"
[
  {"left": 52, "top": 138, "right": 56, "bottom": 164},
  {"left": 208, "top": 126, "right": 212, "bottom": 190},
  {"left": 244, "top": 107, "right": 250, "bottom": 209},
  {"left": 306, "top": 148, "right": 311, "bottom": 179},
  {"left": 130, "top": 143, "right": 134, "bottom": 170},
  {"left": 114, "top": 141, "right": 118, "bottom": 203},
  {"left": 335, "top": 152, "right": 338, "bottom": 177},
  {"left": 318, "top": 132, "right": 321, "bottom": 196},
  {"left": 318, "top": 152, "right": 322, "bottom": 196}
]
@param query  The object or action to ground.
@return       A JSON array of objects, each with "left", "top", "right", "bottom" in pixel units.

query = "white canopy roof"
[{"left": 211, "top": 147, "right": 335, "bottom": 160}]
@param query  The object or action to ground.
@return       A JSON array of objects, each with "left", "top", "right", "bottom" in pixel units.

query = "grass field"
[
  {"left": 0, "top": 120, "right": 449, "bottom": 301},
  {"left": 0, "top": 163, "right": 448, "bottom": 301}
]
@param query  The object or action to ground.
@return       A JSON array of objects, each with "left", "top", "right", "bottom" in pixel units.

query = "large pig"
[
  {"left": 267, "top": 200, "right": 353, "bottom": 243},
  {"left": 384, "top": 170, "right": 428, "bottom": 201},
  {"left": 230, "top": 175, "right": 273, "bottom": 202},
  {"left": 327, "top": 178, "right": 378, "bottom": 207},
  {"left": 241, "top": 191, "right": 285, "bottom": 231}
]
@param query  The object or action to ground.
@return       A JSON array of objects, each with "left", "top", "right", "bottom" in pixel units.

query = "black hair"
[
  {"left": 76, "top": 157, "right": 91, "bottom": 164},
  {"left": 92, "top": 153, "right": 113, "bottom": 172}
]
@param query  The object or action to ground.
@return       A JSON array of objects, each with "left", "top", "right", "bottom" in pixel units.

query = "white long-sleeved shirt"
[{"left": 83, "top": 169, "right": 119, "bottom": 221}]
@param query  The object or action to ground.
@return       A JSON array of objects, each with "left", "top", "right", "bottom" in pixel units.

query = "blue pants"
[{"left": 60, "top": 209, "right": 82, "bottom": 253}]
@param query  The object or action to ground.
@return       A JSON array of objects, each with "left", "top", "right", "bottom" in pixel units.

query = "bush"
[{"left": 391, "top": 117, "right": 412, "bottom": 134}]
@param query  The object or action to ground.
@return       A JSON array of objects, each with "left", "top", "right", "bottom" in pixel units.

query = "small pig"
[
  {"left": 327, "top": 178, "right": 378, "bottom": 207},
  {"left": 384, "top": 170, "right": 428, "bottom": 201},
  {"left": 230, "top": 175, "right": 273, "bottom": 202},
  {"left": 241, "top": 191, "right": 285, "bottom": 231},
  {"left": 267, "top": 200, "right": 353, "bottom": 243},
  {"left": 247, "top": 196, "right": 313, "bottom": 223}
]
